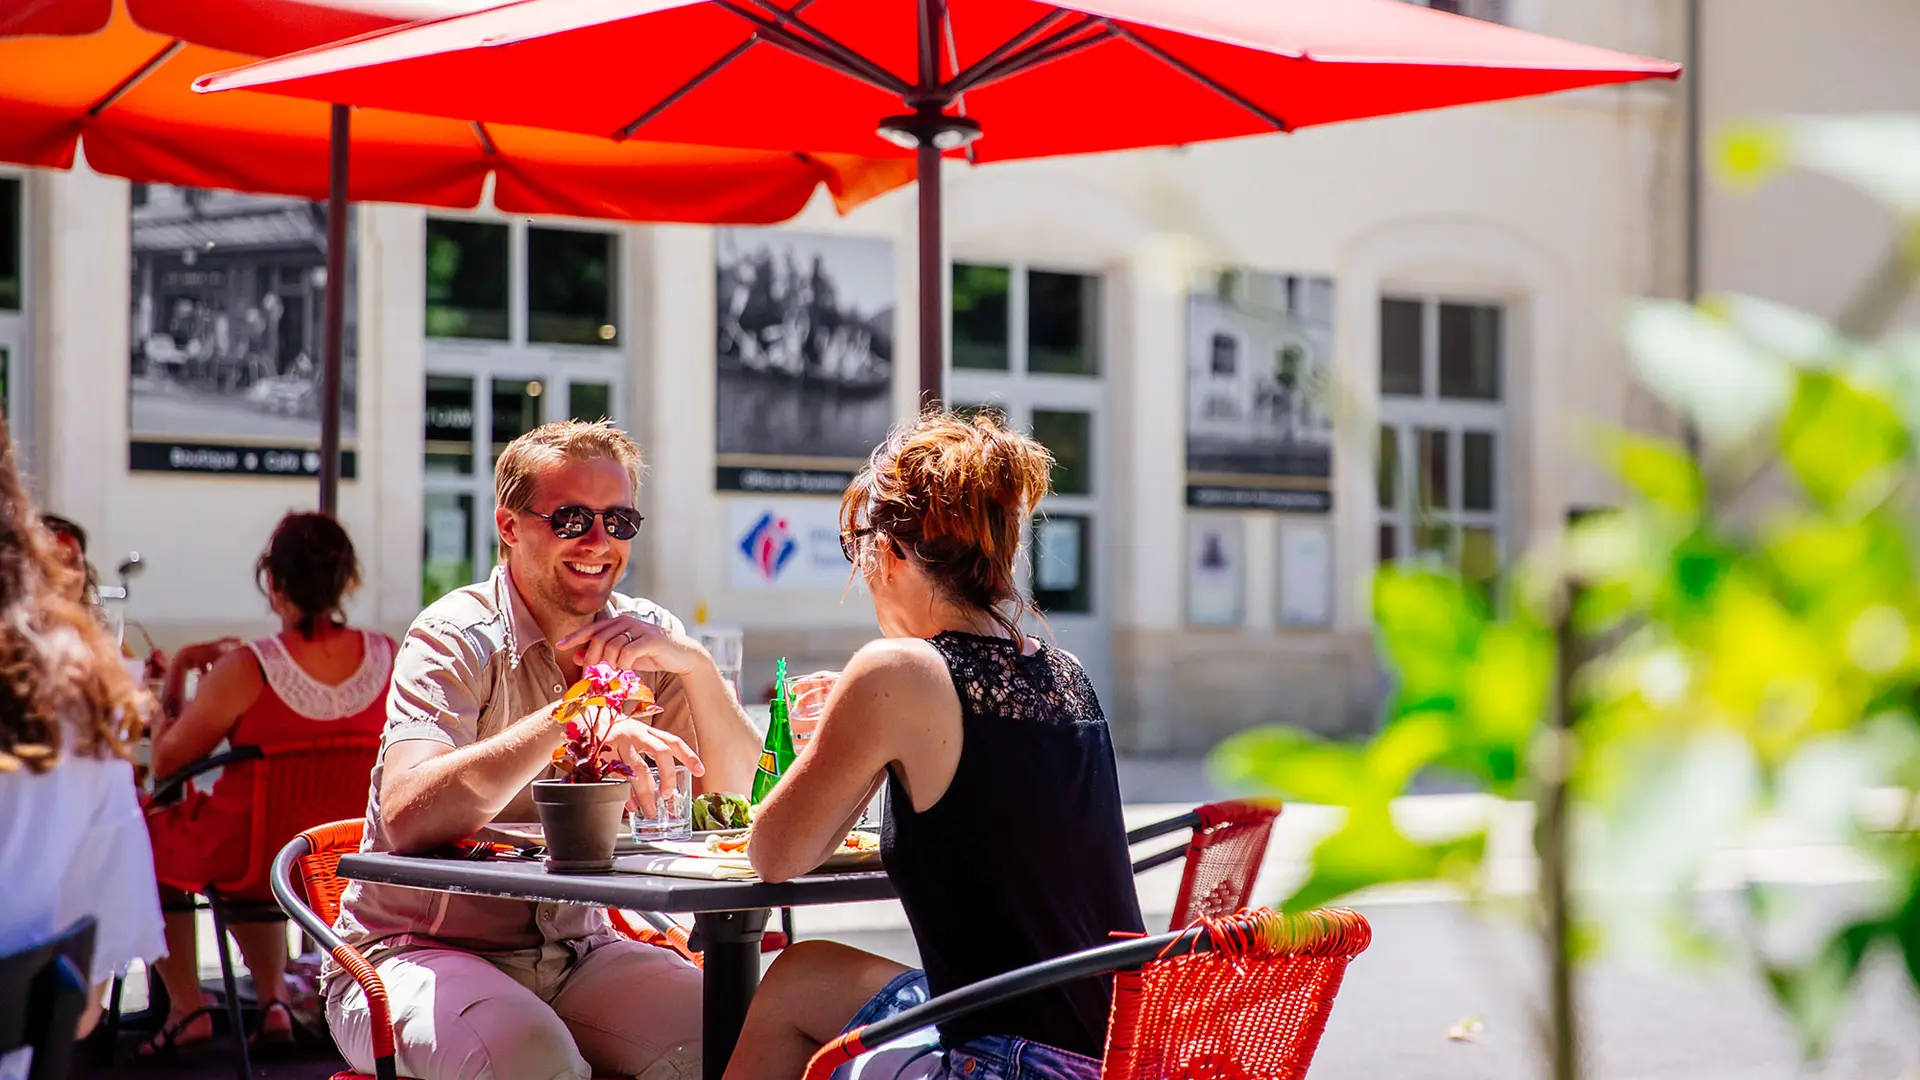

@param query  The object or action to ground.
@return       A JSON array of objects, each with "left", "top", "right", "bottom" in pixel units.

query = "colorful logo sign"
[{"left": 738, "top": 511, "right": 799, "bottom": 582}]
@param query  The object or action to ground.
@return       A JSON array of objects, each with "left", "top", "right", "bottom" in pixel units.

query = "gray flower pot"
[{"left": 532, "top": 779, "right": 628, "bottom": 873}]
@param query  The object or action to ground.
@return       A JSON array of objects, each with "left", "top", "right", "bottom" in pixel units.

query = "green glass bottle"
[{"left": 750, "top": 658, "right": 796, "bottom": 805}]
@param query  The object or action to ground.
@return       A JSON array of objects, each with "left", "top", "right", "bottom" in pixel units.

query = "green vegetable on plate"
[{"left": 693, "top": 791, "right": 753, "bottom": 832}]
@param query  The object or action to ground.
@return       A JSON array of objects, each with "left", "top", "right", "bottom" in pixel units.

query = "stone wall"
[{"left": 1107, "top": 628, "right": 1383, "bottom": 756}]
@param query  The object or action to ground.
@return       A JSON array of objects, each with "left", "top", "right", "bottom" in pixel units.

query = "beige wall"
[{"left": 1699, "top": 0, "right": 1920, "bottom": 324}]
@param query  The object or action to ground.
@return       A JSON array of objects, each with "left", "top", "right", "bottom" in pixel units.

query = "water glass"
[
  {"left": 697, "top": 627, "right": 745, "bottom": 703},
  {"left": 787, "top": 670, "right": 839, "bottom": 753},
  {"left": 633, "top": 763, "right": 694, "bottom": 842}
]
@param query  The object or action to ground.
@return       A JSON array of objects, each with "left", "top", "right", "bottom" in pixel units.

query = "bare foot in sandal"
[
  {"left": 135, "top": 1007, "right": 215, "bottom": 1060},
  {"left": 251, "top": 999, "right": 297, "bottom": 1049}
]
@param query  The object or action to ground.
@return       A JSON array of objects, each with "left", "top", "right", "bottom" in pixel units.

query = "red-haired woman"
[
  {"left": 139, "top": 513, "right": 394, "bottom": 1058},
  {"left": 724, "top": 411, "right": 1146, "bottom": 1080}
]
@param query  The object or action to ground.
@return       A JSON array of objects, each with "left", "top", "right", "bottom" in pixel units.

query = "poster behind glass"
[
  {"left": 1185, "top": 269, "right": 1333, "bottom": 512},
  {"left": 127, "top": 184, "right": 357, "bottom": 477},
  {"left": 714, "top": 227, "right": 894, "bottom": 494}
]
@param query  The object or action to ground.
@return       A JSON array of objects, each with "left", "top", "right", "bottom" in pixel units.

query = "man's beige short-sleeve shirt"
[{"left": 333, "top": 566, "right": 693, "bottom": 963}]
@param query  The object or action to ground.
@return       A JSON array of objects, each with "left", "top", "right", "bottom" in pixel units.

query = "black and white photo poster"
[
  {"left": 128, "top": 184, "right": 356, "bottom": 477},
  {"left": 714, "top": 228, "right": 894, "bottom": 492},
  {"left": 1185, "top": 269, "right": 1333, "bottom": 512}
]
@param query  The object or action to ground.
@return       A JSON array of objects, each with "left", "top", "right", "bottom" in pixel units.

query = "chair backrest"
[
  {"left": 1168, "top": 800, "right": 1281, "bottom": 931},
  {"left": 288, "top": 818, "right": 367, "bottom": 927},
  {"left": 0, "top": 917, "right": 97, "bottom": 1080},
  {"left": 1102, "top": 908, "right": 1371, "bottom": 1080},
  {"left": 228, "top": 734, "right": 381, "bottom": 897}
]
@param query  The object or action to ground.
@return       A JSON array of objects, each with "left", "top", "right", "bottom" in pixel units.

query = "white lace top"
[{"left": 246, "top": 631, "right": 394, "bottom": 721}]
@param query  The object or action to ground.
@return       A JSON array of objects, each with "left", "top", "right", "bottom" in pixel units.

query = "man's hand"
[
  {"left": 556, "top": 615, "right": 708, "bottom": 676},
  {"left": 595, "top": 712, "right": 704, "bottom": 815}
]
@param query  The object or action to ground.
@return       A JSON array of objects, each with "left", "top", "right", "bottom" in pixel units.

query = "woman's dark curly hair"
[
  {"left": 256, "top": 512, "right": 360, "bottom": 639},
  {"left": 0, "top": 422, "right": 144, "bottom": 775}
]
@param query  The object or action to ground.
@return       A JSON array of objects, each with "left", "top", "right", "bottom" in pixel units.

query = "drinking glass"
[
  {"left": 633, "top": 763, "right": 694, "bottom": 842},
  {"left": 787, "top": 670, "right": 839, "bottom": 753},
  {"left": 696, "top": 627, "right": 745, "bottom": 703}
]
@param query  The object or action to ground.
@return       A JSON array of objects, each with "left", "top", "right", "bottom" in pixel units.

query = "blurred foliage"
[{"left": 1212, "top": 113, "right": 1920, "bottom": 1059}]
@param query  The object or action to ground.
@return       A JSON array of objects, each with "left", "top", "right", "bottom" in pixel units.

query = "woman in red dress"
[{"left": 139, "top": 513, "right": 394, "bottom": 1057}]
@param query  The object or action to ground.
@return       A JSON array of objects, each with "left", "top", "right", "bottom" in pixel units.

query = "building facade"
[{"left": 7, "top": 1, "right": 1905, "bottom": 753}]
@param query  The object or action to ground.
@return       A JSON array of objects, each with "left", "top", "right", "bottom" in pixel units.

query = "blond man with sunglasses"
[{"left": 325, "top": 420, "right": 762, "bottom": 1080}]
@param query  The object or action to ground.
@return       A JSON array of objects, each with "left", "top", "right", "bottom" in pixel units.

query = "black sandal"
[
  {"left": 134, "top": 1007, "right": 216, "bottom": 1060},
  {"left": 249, "top": 999, "right": 300, "bottom": 1051}
]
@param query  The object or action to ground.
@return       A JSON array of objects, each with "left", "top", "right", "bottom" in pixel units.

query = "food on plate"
[
  {"left": 704, "top": 829, "right": 878, "bottom": 857},
  {"left": 693, "top": 791, "right": 753, "bottom": 832}
]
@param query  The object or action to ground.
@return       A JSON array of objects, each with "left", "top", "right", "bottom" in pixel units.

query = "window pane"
[
  {"left": 569, "top": 381, "right": 613, "bottom": 423},
  {"left": 1416, "top": 521, "right": 1454, "bottom": 559},
  {"left": 1461, "top": 527, "right": 1500, "bottom": 581},
  {"left": 423, "top": 492, "right": 476, "bottom": 606},
  {"left": 1031, "top": 513, "right": 1092, "bottom": 614},
  {"left": 1378, "top": 523, "right": 1397, "bottom": 563},
  {"left": 954, "top": 402, "right": 1009, "bottom": 427},
  {"left": 1209, "top": 332, "right": 1237, "bottom": 376},
  {"left": 0, "top": 178, "right": 18, "bottom": 311},
  {"left": 1439, "top": 302, "right": 1501, "bottom": 400},
  {"left": 1380, "top": 298, "right": 1423, "bottom": 396},
  {"left": 492, "top": 378, "right": 542, "bottom": 462},
  {"left": 1376, "top": 425, "right": 1399, "bottom": 510},
  {"left": 1418, "top": 428, "right": 1450, "bottom": 509},
  {"left": 952, "top": 264, "right": 1010, "bottom": 371},
  {"left": 424, "top": 375, "right": 475, "bottom": 475},
  {"left": 529, "top": 227, "right": 617, "bottom": 345},
  {"left": 1026, "top": 270, "right": 1099, "bottom": 375},
  {"left": 1030, "top": 409, "right": 1092, "bottom": 496},
  {"left": 1463, "top": 430, "right": 1496, "bottom": 511},
  {"left": 425, "top": 219, "right": 508, "bottom": 340}
]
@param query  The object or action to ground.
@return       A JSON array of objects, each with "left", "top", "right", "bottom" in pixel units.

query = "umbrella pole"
[
  {"left": 916, "top": 140, "right": 944, "bottom": 412},
  {"left": 318, "top": 103, "right": 349, "bottom": 515}
]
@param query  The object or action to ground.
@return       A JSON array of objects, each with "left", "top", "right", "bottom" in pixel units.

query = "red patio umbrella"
[
  {"left": 200, "top": 0, "right": 1682, "bottom": 408},
  {"left": 3, "top": 0, "right": 912, "bottom": 511}
]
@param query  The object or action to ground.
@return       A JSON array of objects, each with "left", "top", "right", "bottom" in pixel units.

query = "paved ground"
[{"left": 84, "top": 759, "right": 1920, "bottom": 1079}]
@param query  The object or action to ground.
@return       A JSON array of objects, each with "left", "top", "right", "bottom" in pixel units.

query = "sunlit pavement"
[{"left": 101, "top": 758, "right": 1920, "bottom": 1079}]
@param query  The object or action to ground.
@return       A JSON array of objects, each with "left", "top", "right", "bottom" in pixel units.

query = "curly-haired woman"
[{"left": 0, "top": 422, "right": 165, "bottom": 1042}]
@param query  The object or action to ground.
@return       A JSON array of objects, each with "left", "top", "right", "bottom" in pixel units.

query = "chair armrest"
[
  {"left": 272, "top": 838, "right": 398, "bottom": 1080},
  {"left": 1125, "top": 810, "right": 1200, "bottom": 847},
  {"left": 801, "top": 925, "right": 1207, "bottom": 1080},
  {"left": 1126, "top": 810, "right": 1199, "bottom": 876},
  {"left": 148, "top": 745, "right": 263, "bottom": 806}
]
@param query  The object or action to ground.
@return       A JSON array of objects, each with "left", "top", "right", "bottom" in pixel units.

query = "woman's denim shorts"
[{"left": 831, "top": 970, "right": 1102, "bottom": 1080}]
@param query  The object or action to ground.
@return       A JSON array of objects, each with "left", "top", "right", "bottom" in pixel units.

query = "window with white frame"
[
  {"left": 425, "top": 216, "right": 621, "bottom": 347},
  {"left": 1376, "top": 295, "right": 1507, "bottom": 584},
  {"left": 1403, "top": 0, "right": 1510, "bottom": 24}
]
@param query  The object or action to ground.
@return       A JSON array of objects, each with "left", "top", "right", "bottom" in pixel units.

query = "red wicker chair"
[
  {"left": 272, "top": 820, "right": 724, "bottom": 1079},
  {"left": 119, "top": 735, "right": 380, "bottom": 1080},
  {"left": 803, "top": 907, "right": 1371, "bottom": 1080},
  {"left": 1129, "top": 799, "right": 1283, "bottom": 930}
]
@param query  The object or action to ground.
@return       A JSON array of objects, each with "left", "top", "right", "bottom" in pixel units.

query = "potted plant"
[{"left": 532, "top": 662, "right": 659, "bottom": 872}]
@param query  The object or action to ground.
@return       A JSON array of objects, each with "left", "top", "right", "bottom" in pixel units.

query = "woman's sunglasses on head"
[{"left": 526, "top": 505, "right": 645, "bottom": 541}]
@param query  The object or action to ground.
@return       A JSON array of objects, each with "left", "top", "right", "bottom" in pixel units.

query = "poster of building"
[
  {"left": 714, "top": 228, "right": 894, "bottom": 493},
  {"left": 128, "top": 184, "right": 357, "bottom": 477},
  {"left": 1185, "top": 269, "right": 1333, "bottom": 512},
  {"left": 727, "top": 499, "right": 857, "bottom": 590}
]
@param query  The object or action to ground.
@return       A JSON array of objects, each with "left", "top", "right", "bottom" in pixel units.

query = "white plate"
[
  {"left": 641, "top": 831, "right": 881, "bottom": 871},
  {"left": 480, "top": 822, "right": 646, "bottom": 854}
]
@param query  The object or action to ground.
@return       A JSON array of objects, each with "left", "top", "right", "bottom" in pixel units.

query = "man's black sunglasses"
[{"left": 525, "top": 505, "right": 645, "bottom": 541}]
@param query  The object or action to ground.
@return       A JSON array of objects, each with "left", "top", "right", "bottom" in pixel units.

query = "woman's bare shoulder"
[{"left": 834, "top": 637, "right": 955, "bottom": 712}]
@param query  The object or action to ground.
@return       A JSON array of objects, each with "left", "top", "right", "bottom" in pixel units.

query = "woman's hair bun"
[{"left": 842, "top": 409, "right": 1055, "bottom": 639}]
